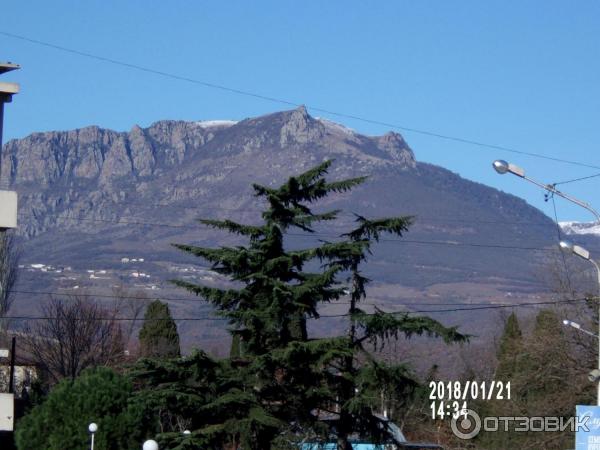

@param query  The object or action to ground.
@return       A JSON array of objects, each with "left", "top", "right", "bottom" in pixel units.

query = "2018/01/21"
[{"left": 429, "top": 380, "right": 512, "bottom": 402}]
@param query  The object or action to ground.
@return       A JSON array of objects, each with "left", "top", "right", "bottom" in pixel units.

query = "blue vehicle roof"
[{"left": 300, "top": 445, "right": 390, "bottom": 450}]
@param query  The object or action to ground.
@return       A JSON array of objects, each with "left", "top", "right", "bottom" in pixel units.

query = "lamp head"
[
  {"left": 493, "top": 160, "right": 509, "bottom": 174},
  {"left": 559, "top": 240, "right": 591, "bottom": 260},
  {"left": 563, "top": 319, "right": 581, "bottom": 329},
  {"left": 492, "top": 160, "right": 525, "bottom": 177},
  {"left": 559, "top": 240, "right": 574, "bottom": 252},
  {"left": 143, "top": 440, "right": 159, "bottom": 450},
  {"left": 88, "top": 423, "right": 98, "bottom": 433},
  {"left": 142, "top": 439, "right": 158, "bottom": 450}
]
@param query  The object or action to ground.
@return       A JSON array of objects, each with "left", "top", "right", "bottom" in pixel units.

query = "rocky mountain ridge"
[
  {"left": 2, "top": 106, "right": 577, "bottom": 350},
  {"left": 3, "top": 107, "right": 417, "bottom": 237},
  {"left": 560, "top": 221, "right": 600, "bottom": 237}
]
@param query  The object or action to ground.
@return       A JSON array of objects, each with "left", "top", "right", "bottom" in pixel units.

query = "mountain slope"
[{"left": 2, "top": 107, "right": 562, "bottom": 349}]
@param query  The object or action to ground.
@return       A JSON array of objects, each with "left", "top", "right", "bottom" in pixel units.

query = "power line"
[
  {"left": 2, "top": 30, "right": 600, "bottom": 171},
  {"left": 9, "top": 289, "right": 212, "bottom": 303},
  {"left": 3, "top": 296, "right": 595, "bottom": 322},
  {"left": 321, "top": 296, "right": 595, "bottom": 317},
  {"left": 107, "top": 199, "right": 560, "bottom": 228},
  {"left": 553, "top": 172, "right": 600, "bottom": 186},
  {"left": 18, "top": 205, "right": 566, "bottom": 233},
  {"left": 15, "top": 212, "right": 563, "bottom": 252},
  {"left": 7, "top": 288, "right": 540, "bottom": 308},
  {"left": 4, "top": 315, "right": 227, "bottom": 322},
  {"left": 17, "top": 212, "right": 190, "bottom": 229}
]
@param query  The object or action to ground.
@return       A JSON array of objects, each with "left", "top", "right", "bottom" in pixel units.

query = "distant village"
[{"left": 18, "top": 258, "right": 221, "bottom": 292}]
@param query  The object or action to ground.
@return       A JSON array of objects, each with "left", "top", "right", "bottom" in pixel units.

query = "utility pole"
[
  {"left": 0, "top": 63, "right": 19, "bottom": 334},
  {"left": 7, "top": 337, "right": 15, "bottom": 395},
  {"left": 0, "top": 63, "right": 19, "bottom": 393},
  {"left": 0, "top": 64, "right": 19, "bottom": 441}
]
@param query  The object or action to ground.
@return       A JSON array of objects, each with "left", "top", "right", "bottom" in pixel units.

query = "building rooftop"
[{"left": 0, "top": 63, "right": 20, "bottom": 75}]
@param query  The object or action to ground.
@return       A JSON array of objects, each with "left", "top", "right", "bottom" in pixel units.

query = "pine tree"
[
  {"left": 172, "top": 161, "right": 365, "bottom": 357},
  {"left": 495, "top": 312, "right": 523, "bottom": 379},
  {"left": 167, "top": 161, "right": 467, "bottom": 449},
  {"left": 314, "top": 214, "right": 468, "bottom": 449},
  {"left": 138, "top": 300, "right": 181, "bottom": 358},
  {"left": 475, "top": 312, "right": 524, "bottom": 449},
  {"left": 170, "top": 161, "right": 364, "bottom": 448},
  {"left": 519, "top": 309, "right": 570, "bottom": 410},
  {"left": 478, "top": 309, "right": 583, "bottom": 450}
]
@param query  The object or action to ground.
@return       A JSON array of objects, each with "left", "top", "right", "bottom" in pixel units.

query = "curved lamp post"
[
  {"left": 88, "top": 423, "right": 98, "bottom": 450},
  {"left": 560, "top": 240, "right": 600, "bottom": 405},
  {"left": 559, "top": 241, "right": 600, "bottom": 292},
  {"left": 493, "top": 160, "right": 600, "bottom": 223},
  {"left": 494, "top": 159, "right": 600, "bottom": 404}
]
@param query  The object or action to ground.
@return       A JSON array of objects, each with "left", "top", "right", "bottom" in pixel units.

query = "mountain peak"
[
  {"left": 560, "top": 221, "right": 600, "bottom": 236},
  {"left": 279, "top": 106, "right": 323, "bottom": 146},
  {"left": 294, "top": 104, "right": 308, "bottom": 115},
  {"left": 376, "top": 131, "right": 415, "bottom": 165}
]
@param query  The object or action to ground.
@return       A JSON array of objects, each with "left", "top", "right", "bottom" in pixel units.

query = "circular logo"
[{"left": 451, "top": 409, "right": 481, "bottom": 440}]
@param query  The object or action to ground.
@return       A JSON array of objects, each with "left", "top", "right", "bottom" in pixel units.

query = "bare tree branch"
[{"left": 21, "top": 295, "right": 125, "bottom": 384}]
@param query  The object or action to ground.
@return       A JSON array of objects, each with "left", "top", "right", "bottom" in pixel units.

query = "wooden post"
[{"left": 8, "top": 336, "right": 15, "bottom": 394}]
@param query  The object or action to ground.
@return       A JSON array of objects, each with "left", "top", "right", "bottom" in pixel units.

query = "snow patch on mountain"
[
  {"left": 196, "top": 120, "right": 238, "bottom": 129},
  {"left": 559, "top": 221, "right": 600, "bottom": 236},
  {"left": 316, "top": 117, "right": 356, "bottom": 136}
]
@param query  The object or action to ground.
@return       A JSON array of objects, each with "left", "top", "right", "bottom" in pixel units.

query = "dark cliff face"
[
  {"left": 3, "top": 106, "right": 416, "bottom": 187},
  {"left": 2, "top": 107, "right": 419, "bottom": 237},
  {"left": 2, "top": 107, "right": 559, "bottom": 294}
]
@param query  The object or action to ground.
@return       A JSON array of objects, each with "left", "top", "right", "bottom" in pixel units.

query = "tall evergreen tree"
[
  {"left": 172, "top": 161, "right": 364, "bottom": 357},
  {"left": 314, "top": 214, "right": 467, "bottom": 449},
  {"left": 519, "top": 309, "right": 570, "bottom": 410},
  {"left": 495, "top": 311, "right": 523, "bottom": 379},
  {"left": 138, "top": 300, "right": 181, "bottom": 358},
  {"left": 168, "top": 161, "right": 467, "bottom": 449},
  {"left": 170, "top": 161, "right": 364, "bottom": 448},
  {"left": 478, "top": 309, "right": 583, "bottom": 450},
  {"left": 476, "top": 312, "right": 524, "bottom": 449}
]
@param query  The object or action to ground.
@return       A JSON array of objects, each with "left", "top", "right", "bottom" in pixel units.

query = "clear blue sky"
[{"left": 1, "top": 1, "right": 599, "bottom": 223}]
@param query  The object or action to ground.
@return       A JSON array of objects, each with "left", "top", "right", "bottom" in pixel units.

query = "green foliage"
[
  {"left": 476, "top": 309, "right": 590, "bottom": 450},
  {"left": 138, "top": 300, "right": 181, "bottom": 358},
  {"left": 172, "top": 161, "right": 357, "bottom": 357},
  {"left": 315, "top": 213, "right": 468, "bottom": 448},
  {"left": 495, "top": 312, "right": 523, "bottom": 379},
  {"left": 130, "top": 351, "right": 287, "bottom": 450},
  {"left": 15, "top": 367, "right": 143, "bottom": 450},
  {"left": 167, "top": 161, "right": 467, "bottom": 449},
  {"left": 518, "top": 309, "right": 569, "bottom": 408},
  {"left": 357, "top": 310, "right": 468, "bottom": 349}
]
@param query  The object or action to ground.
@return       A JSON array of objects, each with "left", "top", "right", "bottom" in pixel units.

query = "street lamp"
[
  {"left": 563, "top": 319, "right": 599, "bottom": 339},
  {"left": 143, "top": 440, "right": 159, "bottom": 450},
  {"left": 560, "top": 240, "right": 600, "bottom": 405},
  {"left": 562, "top": 320, "right": 600, "bottom": 383},
  {"left": 559, "top": 241, "right": 600, "bottom": 292},
  {"left": 492, "top": 160, "right": 600, "bottom": 223},
  {"left": 495, "top": 159, "right": 600, "bottom": 404},
  {"left": 88, "top": 423, "right": 98, "bottom": 450}
]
